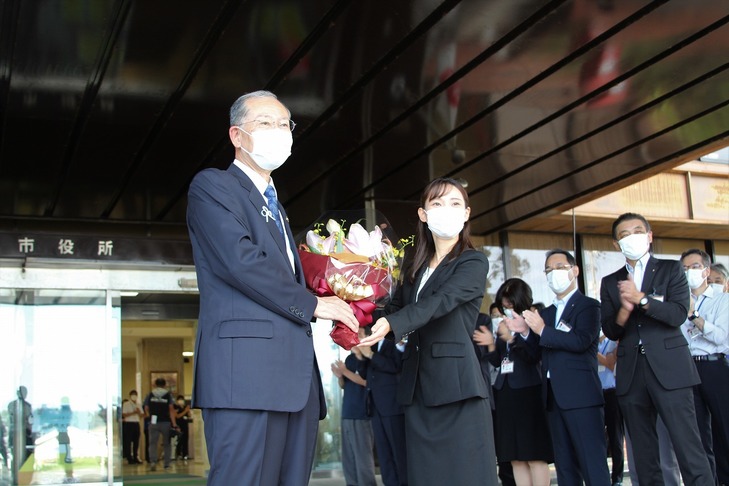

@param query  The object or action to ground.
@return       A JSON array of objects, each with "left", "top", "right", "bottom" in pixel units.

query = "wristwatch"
[{"left": 638, "top": 296, "right": 649, "bottom": 308}]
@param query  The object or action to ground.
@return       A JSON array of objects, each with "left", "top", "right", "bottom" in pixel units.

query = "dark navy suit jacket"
[
  {"left": 187, "top": 163, "right": 325, "bottom": 418},
  {"left": 536, "top": 290, "right": 604, "bottom": 409},
  {"left": 485, "top": 332, "right": 542, "bottom": 391},
  {"left": 600, "top": 256, "right": 698, "bottom": 395},
  {"left": 358, "top": 339, "right": 404, "bottom": 417}
]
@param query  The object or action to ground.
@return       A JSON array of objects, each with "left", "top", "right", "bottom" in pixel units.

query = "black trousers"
[
  {"left": 619, "top": 352, "right": 713, "bottom": 485},
  {"left": 693, "top": 358, "right": 729, "bottom": 485},
  {"left": 122, "top": 422, "right": 141, "bottom": 461},
  {"left": 603, "top": 388, "right": 624, "bottom": 483}
]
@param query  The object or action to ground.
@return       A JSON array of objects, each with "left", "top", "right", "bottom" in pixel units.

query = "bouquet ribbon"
[{"left": 314, "top": 277, "right": 377, "bottom": 350}]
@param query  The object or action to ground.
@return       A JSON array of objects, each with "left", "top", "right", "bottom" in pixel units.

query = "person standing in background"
[
  {"left": 600, "top": 212, "right": 712, "bottom": 484},
  {"left": 357, "top": 337, "right": 408, "bottom": 486},
  {"left": 597, "top": 333, "right": 624, "bottom": 486},
  {"left": 174, "top": 396, "right": 192, "bottom": 461},
  {"left": 479, "top": 278, "right": 553, "bottom": 486},
  {"left": 523, "top": 249, "right": 610, "bottom": 485},
  {"left": 680, "top": 249, "right": 729, "bottom": 485},
  {"left": 332, "top": 341, "right": 377, "bottom": 486},
  {"left": 122, "top": 390, "right": 144, "bottom": 465},
  {"left": 143, "top": 378, "right": 179, "bottom": 471},
  {"left": 708, "top": 263, "right": 728, "bottom": 293}
]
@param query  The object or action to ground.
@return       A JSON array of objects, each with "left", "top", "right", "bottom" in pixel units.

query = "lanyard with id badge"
[{"left": 501, "top": 333, "right": 516, "bottom": 374}]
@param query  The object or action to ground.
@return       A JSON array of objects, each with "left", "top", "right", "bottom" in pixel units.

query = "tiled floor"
[{"left": 119, "top": 459, "right": 635, "bottom": 485}]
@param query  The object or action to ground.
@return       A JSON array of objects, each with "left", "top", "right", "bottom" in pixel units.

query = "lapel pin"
[{"left": 261, "top": 206, "right": 274, "bottom": 223}]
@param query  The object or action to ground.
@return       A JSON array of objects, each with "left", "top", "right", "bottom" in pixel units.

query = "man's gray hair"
[
  {"left": 229, "top": 90, "right": 285, "bottom": 126},
  {"left": 711, "top": 262, "right": 729, "bottom": 279}
]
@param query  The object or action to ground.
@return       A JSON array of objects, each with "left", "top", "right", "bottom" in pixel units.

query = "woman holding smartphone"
[{"left": 474, "top": 278, "right": 553, "bottom": 486}]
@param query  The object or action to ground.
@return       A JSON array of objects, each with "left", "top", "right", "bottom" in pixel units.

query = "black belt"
[
  {"left": 636, "top": 343, "right": 646, "bottom": 355},
  {"left": 692, "top": 353, "right": 726, "bottom": 362}
]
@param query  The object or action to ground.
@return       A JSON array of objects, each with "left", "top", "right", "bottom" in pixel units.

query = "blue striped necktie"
[{"left": 264, "top": 185, "right": 284, "bottom": 236}]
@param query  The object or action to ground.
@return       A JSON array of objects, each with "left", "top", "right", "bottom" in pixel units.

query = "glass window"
[
  {"left": 474, "top": 233, "right": 505, "bottom": 311},
  {"left": 312, "top": 319, "right": 345, "bottom": 475},
  {"left": 581, "top": 235, "right": 626, "bottom": 300},
  {"left": 0, "top": 289, "right": 120, "bottom": 485},
  {"left": 506, "top": 232, "right": 575, "bottom": 308}
]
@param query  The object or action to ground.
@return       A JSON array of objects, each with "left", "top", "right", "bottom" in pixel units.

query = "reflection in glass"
[{"left": 0, "top": 289, "right": 120, "bottom": 485}]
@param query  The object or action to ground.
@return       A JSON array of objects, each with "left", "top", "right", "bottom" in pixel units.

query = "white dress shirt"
[
  {"left": 625, "top": 251, "right": 651, "bottom": 291},
  {"left": 553, "top": 287, "right": 579, "bottom": 327},
  {"left": 234, "top": 160, "right": 295, "bottom": 272}
]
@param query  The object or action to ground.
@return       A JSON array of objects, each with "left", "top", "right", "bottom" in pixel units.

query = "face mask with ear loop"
[
  {"left": 425, "top": 206, "right": 466, "bottom": 238},
  {"left": 237, "top": 127, "right": 293, "bottom": 171}
]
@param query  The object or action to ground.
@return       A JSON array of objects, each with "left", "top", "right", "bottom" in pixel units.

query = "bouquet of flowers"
[{"left": 298, "top": 211, "right": 412, "bottom": 350}]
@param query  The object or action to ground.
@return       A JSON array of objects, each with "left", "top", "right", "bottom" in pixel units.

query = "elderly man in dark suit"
[
  {"left": 600, "top": 212, "right": 712, "bottom": 485},
  {"left": 523, "top": 249, "right": 610, "bottom": 486},
  {"left": 187, "top": 90, "right": 358, "bottom": 486}
]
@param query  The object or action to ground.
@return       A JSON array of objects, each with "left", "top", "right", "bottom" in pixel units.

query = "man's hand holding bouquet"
[{"left": 298, "top": 211, "right": 412, "bottom": 350}]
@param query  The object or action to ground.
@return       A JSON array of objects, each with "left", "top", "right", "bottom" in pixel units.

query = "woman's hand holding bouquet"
[{"left": 298, "top": 217, "right": 411, "bottom": 350}]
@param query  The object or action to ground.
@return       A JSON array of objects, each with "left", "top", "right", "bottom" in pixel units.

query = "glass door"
[{"left": 0, "top": 289, "right": 121, "bottom": 485}]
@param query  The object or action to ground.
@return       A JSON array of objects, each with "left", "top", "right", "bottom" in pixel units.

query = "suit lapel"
[
  {"left": 228, "top": 165, "right": 291, "bottom": 262},
  {"left": 414, "top": 260, "right": 449, "bottom": 303},
  {"left": 559, "top": 291, "right": 581, "bottom": 323},
  {"left": 541, "top": 304, "right": 557, "bottom": 328},
  {"left": 641, "top": 257, "right": 658, "bottom": 295}
]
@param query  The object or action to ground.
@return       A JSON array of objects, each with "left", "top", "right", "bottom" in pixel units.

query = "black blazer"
[
  {"left": 357, "top": 339, "right": 404, "bottom": 417},
  {"left": 537, "top": 290, "right": 603, "bottom": 410},
  {"left": 485, "top": 330, "right": 542, "bottom": 391},
  {"left": 600, "top": 256, "right": 698, "bottom": 395},
  {"left": 385, "top": 249, "right": 490, "bottom": 407}
]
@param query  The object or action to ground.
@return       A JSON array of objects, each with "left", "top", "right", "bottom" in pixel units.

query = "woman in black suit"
[
  {"left": 474, "top": 278, "right": 553, "bottom": 486},
  {"left": 360, "top": 177, "right": 498, "bottom": 485}
]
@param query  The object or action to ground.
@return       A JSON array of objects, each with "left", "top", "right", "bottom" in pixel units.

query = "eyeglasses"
[
  {"left": 544, "top": 264, "right": 572, "bottom": 275},
  {"left": 682, "top": 264, "right": 705, "bottom": 271},
  {"left": 240, "top": 117, "right": 296, "bottom": 132}
]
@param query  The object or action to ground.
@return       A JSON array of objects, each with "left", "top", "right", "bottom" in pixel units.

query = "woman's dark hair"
[
  {"left": 408, "top": 178, "right": 474, "bottom": 282},
  {"left": 495, "top": 278, "right": 533, "bottom": 314}
]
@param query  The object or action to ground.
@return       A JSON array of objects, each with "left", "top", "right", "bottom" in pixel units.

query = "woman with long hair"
[
  {"left": 474, "top": 278, "right": 553, "bottom": 486},
  {"left": 360, "top": 177, "right": 498, "bottom": 485}
]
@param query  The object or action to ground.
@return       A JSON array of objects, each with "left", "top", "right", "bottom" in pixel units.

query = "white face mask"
[
  {"left": 709, "top": 283, "right": 725, "bottom": 294},
  {"left": 547, "top": 269, "right": 573, "bottom": 295},
  {"left": 240, "top": 128, "right": 292, "bottom": 171},
  {"left": 618, "top": 233, "right": 650, "bottom": 260},
  {"left": 425, "top": 206, "right": 466, "bottom": 238},
  {"left": 491, "top": 317, "right": 503, "bottom": 331},
  {"left": 685, "top": 268, "right": 706, "bottom": 290},
  {"left": 503, "top": 309, "right": 514, "bottom": 319}
]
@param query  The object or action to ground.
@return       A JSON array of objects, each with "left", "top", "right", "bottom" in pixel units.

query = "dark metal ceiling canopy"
[{"left": 0, "top": 0, "right": 727, "bottom": 244}]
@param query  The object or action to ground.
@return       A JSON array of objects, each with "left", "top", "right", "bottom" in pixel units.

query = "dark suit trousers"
[
  {"left": 202, "top": 377, "right": 320, "bottom": 486},
  {"left": 371, "top": 408, "right": 407, "bottom": 486},
  {"left": 546, "top": 382, "right": 610, "bottom": 486},
  {"left": 619, "top": 353, "right": 713, "bottom": 486},
  {"left": 122, "top": 421, "right": 140, "bottom": 461},
  {"left": 693, "top": 359, "right": 729, "bottom": 485},
  {"left": 603, "top": 388, "right": 624, "bottom": 484}
]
